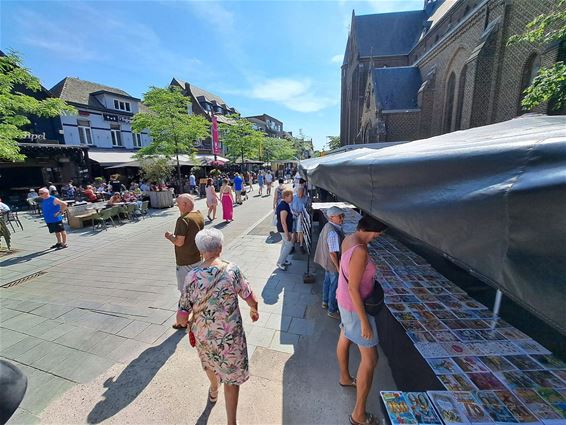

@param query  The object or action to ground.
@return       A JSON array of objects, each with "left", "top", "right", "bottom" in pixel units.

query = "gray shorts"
[
  {"left": 338, "top": 305, "right": 379, "bottom": 347},
  {"left": 176, "top": 262, "right": 201, "bottom": 291}
]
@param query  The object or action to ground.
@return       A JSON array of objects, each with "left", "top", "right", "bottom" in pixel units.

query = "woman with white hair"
[{"left": 179, "top": 228, "right": 258, "bottom": 425}]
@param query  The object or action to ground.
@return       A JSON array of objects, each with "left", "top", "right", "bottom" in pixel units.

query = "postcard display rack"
[{"left": 332, "top": 213, "right": 566, "bottom": 425}]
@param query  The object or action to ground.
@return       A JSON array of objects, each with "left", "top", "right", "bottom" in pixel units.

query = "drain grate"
[{"left": 1, "top": 271, "right": 47, "bottom": 288}]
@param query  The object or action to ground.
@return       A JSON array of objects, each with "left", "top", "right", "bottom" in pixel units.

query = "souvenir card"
[
  {"left": 550, "top": 370, "right": 566, "bottom": 383},
  {"left": 394, "top": 287, "right": 412, "bottom": 295},
  {"left": 513, "top": 341, "right": 552, "bottom": 356},
  {"left": 462, "top": 320, "right": 491, "bottom": 330},
  {"left": 413, "top": 311, "right": 438, "bottom": 321},
  {"left": 389, "top": 303, "right": 412, "bottom": 312},
  {"left": 400, "top": 321, "right": 426, "bottom": 332},
  {"left": 479, "top": 356, "right": 518, "bottom": 373},
  {"left": 473, "top": 390, "right": 519, "bottom": 424},
  {"left": 496, "top": 371, "right": 538, "bottom": 390},
  {"left": 430, "top": 330, "right": 460, "bottom": 342},
  {"left": 453, "top": 294, "right": 474, "bottom": 301},
  {"left": 530, "top": 356, "right": 566, "bottom": 370},
  {"left": 462, "top": 299, "right": 488, "bottom": 310},
  {"left": 535, "top": 388, "right": 566, "bottom": 406},
  {"left": 492, "top": 390, "right": 541, "bottom": 424},
  {"left": 477, "top": 330, "right": 507, "bottom": 341},
  {"left": 451, "top": 391, "right": 494, "bottom": 425},
  {"left": 475, "top": 310, "right": 498, "bottom": 319},
  {"left": 401, "top": 295, "right": 421, "bottom": 303},
  {"left": 493, "top": 319, "right": 513, "bottom": 329},
  {"left": 427, "top": 391, "right": 470, "bottom": 425},
  {"left": 442, "top": 342, "right": 473, "bottom": 357},
  {"left": 380, "top": 391, "right": 418, "bottom": 425},
  {"left": 419, "top": 294, "right": 439, "bottom": 303},
  {"left": 467, "top": 342, "right": 490, "bottom": 356},
  {"left": 408, "top": 331, "right": 437, "bottom": 344},
  {"left": 454, "top": 330, "right": 485, "bottom": 342},
  {"left": 513, "top": 388, "right": 564, "bottom": 424},
  {"left": 425, "top": 302, "right": 446, "bottom": 311},
  {"left": 497, "top": 328, "right": 531, "bottom": 340},
  {"left": 415, "top": 342, "right": 450, "bottom": 358},
  {"left": 439, "top": 373, "right": 477, "bottom": 391},
  {"left": 438, "top": 295, "right": 458, "bottom": 304},
  {"left": 482, "top": 342, "right": 524, "bottom": 356},
  {"left": 394, "top": 312, "right": 419, "bottom": 321},
  {"left": 455, "top": 357, "right": 491, "bottom": 373},
  {"left": 504, "top": 356, "right": 543, "bottom": 371},
  {"left": 405, "top": 392, "right": 443, "bottom": 425},
  {"left": 411, "top": 288, "right": 431, "bottom": 296},
  {"left": 444, "top": 300, "right": 467, "bottom": 310},
  {"left": 443, "top": 320, "right": 472, "bottom": 331},
  {"left": 434, "top": 310, "right": 458, "bottom": 320},
  {"left": 386, "top": 296, "right": 405, "bottom": 304},
  {"left": 523, "top": 371, "right": 565, "bottom": 389},
  {"left": 408, "top": 303, "right": 431, "bottom": 312},
  {"left": 427, "top": 357, "right": 464, "bottom": 375},
  {"left": 453, "top": 310, "right": 481, "bottom": 320},
  {"left": 427, "top": 287, "right": 448, "bottom": 295},
  {"left": 467, "top": 372, "right": 508, "bottom": 390},
  {"left": 422, "top": 319, "right": 449, "bottom": 332}
]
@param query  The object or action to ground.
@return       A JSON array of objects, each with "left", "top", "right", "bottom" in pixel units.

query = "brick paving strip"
[{"left": 2, "top": 191, "right": 397, "bottom": 424}]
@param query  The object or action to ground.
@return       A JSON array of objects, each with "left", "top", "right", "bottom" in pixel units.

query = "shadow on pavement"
[
  {"left": 195, "top": 400, "right": 216, "bottom": 425},
  {"left": 213, "top": 221, "right": 230, "bottom": 229},
  {"left": 86, "top": 331, "right": 184, "bottom": 424},
  {"left": 0, "top": 248, "right": 54, "bottom": 266},
  {"left": 265, "top": 232, "right": 281, "bottom": 244}
]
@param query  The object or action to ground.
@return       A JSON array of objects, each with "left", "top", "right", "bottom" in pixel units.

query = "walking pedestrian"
[
  {"left": 189, "top": 172, "right": 196, "bottom": 195},
  {"left": 291, "top": 186, "right": 309, "bottom": 254},
  {"left": 178, "top": 228, "right": 259, "bottom": 425},
  {"left": 247, "top": 172, "right": 254, "bottom": 192},
  {"left": 164, "top": 194, "right": 205, "bottom": 329},
  {"left": 314, "top": 206, "right": 345, "bottom": 319},
  {"left": 48, "top": 182, "right": 58, "bottom": 196},
  {"left": 336, "top": 215, "right": 387, "bottom": 425},
  {"left": 258, "top": 172, "right": 264, "bottom": 196},
  {"left": 275, "top": 189, "right": 294, "bottom": 271},
  {"left": 233, "top": 173, "right": 243, "bottom": 204},
  {"left": 220, "top": 179, "right": 234, "bottom": 222},
  {"left": 38, "top": 187, "right": 68, "bottom": 249},
  {"left": 265, "top": 171, "right": 273, "bottom": 195},
  {"left": 205, "top": 178, "right": 220, "bottom": 221}
]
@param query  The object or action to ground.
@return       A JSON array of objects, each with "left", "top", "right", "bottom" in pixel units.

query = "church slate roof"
[
  {"left": 354, "top": 10, "right": 426, "bottom": 57},
  {"left": 50, "top": 77, "right": 137, "bottom": 108},
  {"left": 372, "top": 66, "right": 422, "bottom": 111}
]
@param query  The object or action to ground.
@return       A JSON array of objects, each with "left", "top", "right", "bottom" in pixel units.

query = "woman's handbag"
[{"left": 363, "top": 279, "right": 385, "bottom": 316}]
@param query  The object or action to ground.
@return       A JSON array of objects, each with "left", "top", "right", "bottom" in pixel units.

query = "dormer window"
[{"left": 114, "top": 99, "right": 131, "bottom": 112}]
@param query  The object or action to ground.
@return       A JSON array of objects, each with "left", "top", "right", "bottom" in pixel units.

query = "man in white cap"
[{"left": 314, "top": 206, "right": 345, "bottom": 319}]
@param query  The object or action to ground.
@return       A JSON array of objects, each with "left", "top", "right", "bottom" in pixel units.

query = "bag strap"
[{"left": 189, "top": 262, "right": 229, "bottom": 323}]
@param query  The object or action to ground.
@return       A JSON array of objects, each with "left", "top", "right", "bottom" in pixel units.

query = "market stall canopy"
[
  {"left": 88, "top": 151, "right": 136, "bottom": 166},
  {"left": 91, "top": 152, "right": 229, "bottom": 168},
  {"left": 300, "top": 115, "right": 566, "bottom": 334}
]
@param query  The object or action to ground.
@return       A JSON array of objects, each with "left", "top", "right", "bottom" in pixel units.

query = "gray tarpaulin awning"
[{"left": 300, "top": 115, "right": 566, "bottom": 334}]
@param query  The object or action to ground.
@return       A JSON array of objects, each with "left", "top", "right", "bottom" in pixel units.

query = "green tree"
[
  {"left": 0, "top": 52, "right": 75, "bottom": 161},
  {"left": 507, "top": 0, "right": 566, "bottom": 110},
  {"left": 262, "top": 137, "right": 296, "bottom": 161},
  {"left": 138, "top": 157, "right": 174, "bottom": 185},
  {"left": 327, "top": 136, "right": 341, "bottom": 151},
  {"left": 220, "top": 115, "right": 265, "bottom": 164},
  {"left": 132, "top": 86, "right": 210, "bottom": 188}
]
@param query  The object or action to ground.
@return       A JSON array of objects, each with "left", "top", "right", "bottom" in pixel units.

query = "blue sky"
[{"left": 2, "top": 0, "right": 423, "bottom": 150}]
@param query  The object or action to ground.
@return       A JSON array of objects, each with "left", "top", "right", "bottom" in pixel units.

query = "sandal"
[
  {"left": 172, "top": 323, "right": 187, "bottom": 330},
  {"left": 208, "top": 387, "right": 219, "bottom": 403},
  {"left": 349, "top": 412, "right": 377, "bottom": 425},
  {"left": 339, "top": 378, "right": 357, "bottom": 387}
]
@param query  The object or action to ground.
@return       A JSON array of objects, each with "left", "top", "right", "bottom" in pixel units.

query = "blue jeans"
[{"left": 322, "top": 271, "right": 339, "bottom": 313}]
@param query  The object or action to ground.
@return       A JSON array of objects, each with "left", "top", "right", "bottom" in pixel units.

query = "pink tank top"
[{"left": 336, "top": 244, "right": 377, "bottom": 312}]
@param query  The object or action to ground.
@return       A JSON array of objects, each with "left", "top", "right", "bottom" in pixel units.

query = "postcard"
[
  {"left": 425, "top": 302, "right": 446, "bottom": 311},
  {"left": 427, "top": 287, "right": 448, "bottom": 295},
  {"left": 512, "top": 389, "right": 563, "bottom": 423},
  {"left": 513, "top": 341, "right": 552, "bottom": 356},
  {"left": 495, "top": 371, "right": 537, "bottom": 390},
  {"left": 550, "top": 369, "right": 566, "bottom": 383},
  {"left": 493, "top": 390, "right": 541, "bottom": 424},
  {"left": 442, "top": 320, "right": 471, "bottom": 331},
  {"left": 497, "top": 328, "right": 530, "bottom": 340},
  {"left": 482, "top": 342, "right": 524, "bottom": 356},
  {"left": 427, "top": 391, "right": 470, "bottom": 425},
  {"left": 462, "top": 320, "right": 491, "bottom": 330},
  {"left": 479, "top": 356, "right": 517, "bottom": 373},
  {"left": 415, "top": 342, "right": 450, "bottom": 358},
  {"left": 433, "top": 310, "right": 458, "bottom": 320},
  {"left": 454, "top": 357, "right": 490, "bottom": 373},
  {"left": 394, "top": 312, "right": 419, "bottom": 321},
  {"left": 405, "top": 392, "right": 443, "bottom": 425},
  {"left": 453, "top": 310, "right": 480, "bottom": 320},
  {"left": 413, "top": 311, "right": 438, "bottom": 321},
  {"left": 476, "top": 330, "right": 506, "bottom": 341},
  {"left": 467, "top": 342, "right": 489, "bottom": 356},
  {"left": 400, "top": 321, "right": 426, "bottom": 332},
  {"left": 401, "top": 295, "right": 421, "bottom": 303},
  {"left": 408, "top": 303, "right": 431, "bottom": 312},
  {"left": 504, "top": 356, "right": 543, "bottom": 371},
  {"left": 380, "top": 391, "right": 418, "bottom": 425},
  {"left": 535, "top": 388, "right": 565, "bottom": 405},
  {"left": 454, "top": 330, "right": 485, "bottom": 342},
  {"left": 462, "top": 300, "right": 488, "bottom": 310},
  {"left": 530, "top": 355, "right": 566, "bottom": 370},
  {"left": 439, "top": 373, "right": 477, "bottom": 391},
  {"left": 386, "top": 296, "right": 405, "bottom": 304},
  {"left": 429, "top": 330, "right": 459, "bottom": 342},
  {"left": 408, "top": 331, "right": 437, "bottom": 343},
  {"left": 467, "top": 373, "right": 508, "bottom": 390},
  {"left": 473, "top": 390, "right": 519, "bottom": 424},
  {"left": 388, "top": 303, "right": 411, "bottom": 312},
  {"left": 422, "top": 320, "right": 449, "bottom": 332},
  {"left": 451, "top": 391, "right": 494, "bottom": 425},
  {"left": 523, "top": 371, "right": 565, "bottom": 388},
  {"left": 441, "top": 342, "right": 473, "bottom": 357},
  {"left": 427, "top": 357, "right": 464, "bottom": 375}
]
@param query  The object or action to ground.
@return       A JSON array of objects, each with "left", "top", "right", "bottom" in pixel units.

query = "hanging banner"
[{"left": 211, "top": 114, "right": 220, "bottom": 155}]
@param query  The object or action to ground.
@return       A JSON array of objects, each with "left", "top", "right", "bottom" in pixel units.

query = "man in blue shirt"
[
  {"left": 189, "top": 173, "right": 196, "bottom": 194},
  {"left": 38, "top": 187, "right": 68, "bottom": 249},
  {"left": 233, "top": 173, "right": 244, "bottom": 204}
]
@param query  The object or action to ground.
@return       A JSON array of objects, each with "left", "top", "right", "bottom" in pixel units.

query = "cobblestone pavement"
[{"left": 1, "top": 189, "right": 396, "bottom": 424}]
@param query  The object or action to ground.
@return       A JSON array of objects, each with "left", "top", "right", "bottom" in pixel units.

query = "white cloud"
[
  {"left": 244, "top": 78, "right": 336, "bottom": 113},
  {"left": 330, "top": 54, "right": 344, "bottom": 64}
]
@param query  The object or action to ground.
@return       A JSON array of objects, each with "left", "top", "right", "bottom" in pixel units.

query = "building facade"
[
  {"left": 246, "top": 114, "right": 290, "bottom": 138},
  {"left": 341, "top": 0, "right": 564, "bottom": 145}
]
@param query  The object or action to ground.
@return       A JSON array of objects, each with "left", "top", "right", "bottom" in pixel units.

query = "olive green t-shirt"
[{"left": 174, "top": 210, "right": 205, "bottom": 266}]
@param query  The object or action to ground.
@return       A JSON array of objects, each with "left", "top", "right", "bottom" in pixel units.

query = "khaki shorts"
[{"left": 176, "top": 261, "right": 201, "bottom": 291}]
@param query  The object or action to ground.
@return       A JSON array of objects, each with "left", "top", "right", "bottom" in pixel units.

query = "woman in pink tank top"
[{"left": 336, "top": 215, "right": 387, "bottom": 425}]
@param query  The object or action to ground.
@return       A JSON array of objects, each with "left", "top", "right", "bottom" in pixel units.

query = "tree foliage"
[
  {"left": 262, "top": 137, "right": 296, "bottom": 161},
  {"left": 132, "top": 86, "right": 210, "bottom": 158},
  {"left": 327, "top": 136, "right": 341, "bottom": 151},
  {"left": 0, "top": 52, "right": 76, "bottom": 161},
  {"left": 139, "top": 156, "right": 174, "bottom": 184},
  {"left": 507, "top": 0, "right": 566, "bottom": 110},
  {"left": 220, "top": 115, "right": 265, "bottom": 162}
]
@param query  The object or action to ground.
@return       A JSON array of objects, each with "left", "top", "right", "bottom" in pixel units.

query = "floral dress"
[{"left": 179, "top": 261, "right": 253, "bottom": 385}]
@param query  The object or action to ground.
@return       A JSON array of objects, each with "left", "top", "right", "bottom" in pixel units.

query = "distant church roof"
[
  {"left": 373, "top": 66, "right": 422, "bottom": 111},
  {"left": 354, "top": 10, "right": 426, "bottom": 57}
]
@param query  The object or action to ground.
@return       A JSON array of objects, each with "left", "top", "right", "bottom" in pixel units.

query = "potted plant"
[{"left": 139, "top": 157, "right": 175, "bottom": 208}]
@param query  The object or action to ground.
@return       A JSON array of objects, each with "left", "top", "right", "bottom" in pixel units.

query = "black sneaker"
[
  {"left": 289, "top": 246, "right": 296, "bottom": 254},
  {"left": 50, "top": 243, "right": 61, "bottom": 249}
]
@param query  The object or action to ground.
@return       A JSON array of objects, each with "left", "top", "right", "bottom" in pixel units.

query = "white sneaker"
[{"left": 277, "top": 263, "right": 287, "bottom": 271}]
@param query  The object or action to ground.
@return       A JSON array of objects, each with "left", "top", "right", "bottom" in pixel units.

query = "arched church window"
[
  {"left": 518, "top": 53, "right": 541, "bottom": 114},
  {"left": 444, "top": 72, "right": 456, "bottom": 132}
]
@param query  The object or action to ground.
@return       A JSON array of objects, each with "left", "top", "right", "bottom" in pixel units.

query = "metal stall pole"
[{"left": 303, "top": 204, "right": 315, "bottom": 284}]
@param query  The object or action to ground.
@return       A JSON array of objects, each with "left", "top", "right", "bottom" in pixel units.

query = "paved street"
[{"left": 1, "top": 190, "right": 396, "bottom": 425}]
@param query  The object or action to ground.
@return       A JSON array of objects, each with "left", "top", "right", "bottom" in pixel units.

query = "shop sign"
[
  {"left": 23, "top": 132, "right": 46, "bottom": 141},
  {"left": 103, "top": 113, "right": 131, "bottom": 124}
]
